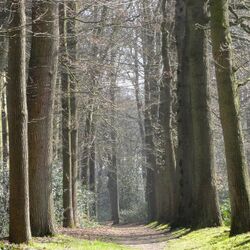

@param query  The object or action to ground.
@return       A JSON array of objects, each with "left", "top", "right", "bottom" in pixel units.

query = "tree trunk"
[
  {"left": 156, "top": 0, "right": 176, "bottom": 223},
  {"left": 132, "top": 34, "right": 147, "bottom": 198},
  {"left": 88, "top": 119, "right": 96, "bottom": 218},
  {"left": 67, "top": 1, "right": 78, "bottom": 226},
  {"left": 7, "top": 0, "right": 31, "bottom": 243},
  {"left": 59, "top": 1, "right": 74, "bottom": 229},
  {"left": 174, "top": 0, "right": 194, "bottom": 227},
  {"left": 210, "top": 0, "right": 250, "bottom": 235},
  {"left": 28, "top": 0, "right": 59, "bottom": 236},
  {"left": 107, "top": 55, "right": 119, "bottom": 225},
  {"left": 142, "top": 0, "right": 158, "bottom": 222},
  {"left": 82, "top": 97, "right": 97, "bottom": 218},
  {"left": 174, "top": 0, "right": 222, "bottom": 227},
  {"left": 186, "top": 0, "right": 221, "bottom": 228}
]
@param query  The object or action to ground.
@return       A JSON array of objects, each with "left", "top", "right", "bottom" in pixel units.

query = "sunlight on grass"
[
  {"left": 165, "top": 227, "right": 250, "bottom": 249},
  {"left": 155, "top": 224, "right": 170, "bottom": 231},
  {"left": 147, "top": 221, "right": 171, "bottom": 232},
  {"left": 0, "top": 235, "right": 132, "bottom": 250},
  {"left": 31, "top": 235, "right": 132, "bottom": 250},
  {"left": 147, "top": 221, "right": 159, "bottom": 228}
]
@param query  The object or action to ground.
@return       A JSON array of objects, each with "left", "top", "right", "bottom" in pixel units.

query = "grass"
[
  {"left": 165, "top": 227, "right": 250, "bottom": 249},
  {"left": 0, "top": 235, "right": 132, "bottom": 250}
]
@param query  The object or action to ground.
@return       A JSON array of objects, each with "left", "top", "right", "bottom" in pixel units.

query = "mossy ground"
[
  {"left": 165, "top": 227, "right": 250, "bottom": 249},
  {"left": 0, "top": 235, "right": 132, "bottom": 250}
]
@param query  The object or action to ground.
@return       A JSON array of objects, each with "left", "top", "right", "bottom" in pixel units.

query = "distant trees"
[{"left": 7, "top": 0, "right": 31, "bottom": 243}]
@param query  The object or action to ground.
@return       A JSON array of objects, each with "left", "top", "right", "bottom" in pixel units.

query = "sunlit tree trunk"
[
  {"left": 156, "top": 0, "right": 176, "bottom": 223},
  {"left": 142, "top": 0, "right": 158, "bottom": 221},
  {"left": 210, "top": 0, "right": 250, "bottom": 235}
]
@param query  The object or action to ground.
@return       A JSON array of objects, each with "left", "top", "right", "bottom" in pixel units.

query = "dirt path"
[{"left": 60, "top": 224, "right": 173, "bottom": 250}]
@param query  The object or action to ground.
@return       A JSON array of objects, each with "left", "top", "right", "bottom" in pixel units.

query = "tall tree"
[
  {"left": 67, "top": 1, "right": 78, "bottom": 226},
  {"left": 186, "top": 0, "right": 221, "bottom": 228},
  {"left": 107, "top": 52, "right": 120, "bottom": 225},
  {"left": 156, "top": 0, "right": 176, "bottom": 223},
  {"left": 174, "top": 0, "right": 194, "bottom": 227},
  {"left": 141, "top": 0, "right": 158, "bottom": 222},
  {"left": 27, "top": 0, "right": 59, "bottom": 236},
  {"left": 174, "top": 0, "right": 221, "bottom": 227},
  {"left": 60, "top": 1, "right": 74, "bottom": 228},
  {"left": 7, "top": 0, "right": 31, "bottom": 243},
  {"left": 210, "top": 0, "right": 250, "bottom": 235}
]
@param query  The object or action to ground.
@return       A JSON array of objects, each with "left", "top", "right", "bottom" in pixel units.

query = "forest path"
[{"left": 60, "top": 223, "right": 173, "bottom": 250}]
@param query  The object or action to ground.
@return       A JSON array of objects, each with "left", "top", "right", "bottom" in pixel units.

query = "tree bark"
[
  {"left": 59, "top": 1, "right": 74, "bottom": 228},
  {"left": 7, "top": 0, "right": 31, "bottom": 243},
  {"left": 107, "top": 54, "right": 120, "bottom": 225},
  {"left": 141, "top": 0, "right": 158, "bottom": 222},
  {"left": 210, "top": 0, "right": 250, "bottom": 235},
  {"left": 186, "top": 0, "right": 221, "bottom": 228},
  {"left": 174, "top": 0, "right": 222, "bottom": 228},
  {"left": 28, "top": 0, "right": 59, "bottom": 236},
  {"left": 88, "top": 116, "right": 96, "bottom": 218},
  {"left": 156, "top": 0, "right": 176, "bottom": 223},
  {"left": 67, "top": 1, "right": 78, "bottom": 226},
  {"left": 174, "top": 0, "right": 194, "bottom": 227}
]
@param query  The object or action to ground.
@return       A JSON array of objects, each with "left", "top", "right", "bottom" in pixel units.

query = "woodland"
[{"left": 0, "top": 0, "right": 250, "bottom": 249}]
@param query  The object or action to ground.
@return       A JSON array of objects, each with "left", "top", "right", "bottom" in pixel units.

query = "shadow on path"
[{"left": 60, "top": 223, "right": 177, "bottom": 250}]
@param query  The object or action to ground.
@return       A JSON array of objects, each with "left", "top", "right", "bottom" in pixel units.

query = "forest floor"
[
  {"left": 60, "top": 223, "right": 172, "bottom": 250},
  {"left": 59, "top": 224, "right": 250, "bottom": 249},
  {"left": 1, "top": 224, "right": 250, "bottom": 249}
]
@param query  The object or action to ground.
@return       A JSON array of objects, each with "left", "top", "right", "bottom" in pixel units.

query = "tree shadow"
[
  {"left": 60, "top": 223, "right": 191, "bottom": 246},
  {"left": 235, "top": 238, "right": 250, "bottom": 247}
]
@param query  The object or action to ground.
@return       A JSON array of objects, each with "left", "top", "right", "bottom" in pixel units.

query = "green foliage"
[
  {"left": 52, "top": 161, "right": 91, "bottom": 227},
  {"left": 221, "top": 200, "right": 231, "bottom": 226},
  {"left": 165, "top": 227, "right": 250, "bottom": 249}
]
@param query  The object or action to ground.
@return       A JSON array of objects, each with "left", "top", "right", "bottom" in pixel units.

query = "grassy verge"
[
  {"left": 0, "top": 235, "right": 132, "bottom": 250},
  {"left": 165, "top": 227, "right": 250, "bottom": 249}
]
